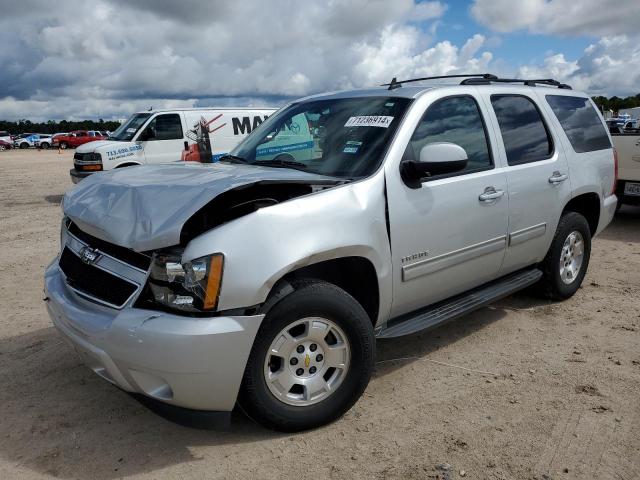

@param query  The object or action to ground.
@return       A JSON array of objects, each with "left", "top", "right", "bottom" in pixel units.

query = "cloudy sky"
[{"left": 1, "top": 0, "right": 639, "bottom": 121}]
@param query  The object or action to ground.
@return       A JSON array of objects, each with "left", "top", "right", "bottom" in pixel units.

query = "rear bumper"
[
  {"left": 616, "top": 180, "right": 640, "bottom": 205},
  {"left": 45, "top": 261, "right": 264, "bottom": 411},
  {"left": 596, "top": 194, "right": 618, "bottom": 236}
]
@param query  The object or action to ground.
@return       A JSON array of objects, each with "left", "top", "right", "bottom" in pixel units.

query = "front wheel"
[
  {"left": 239, "top": 280, "right": 375, "bottom": 432},
  {"left": 19, "top": 142, "right": 28, "bottom": 149},
  {"left": 60, "top": 142, "right": 68, "bottom": 149},
  {"left": 536, "top": 211, "right": 591, "bottom": 299},
  {"left": 41, "top": 142, "right": 50, "bottom": 149}
]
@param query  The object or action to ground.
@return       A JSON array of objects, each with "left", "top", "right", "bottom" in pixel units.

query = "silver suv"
[{"left": 45, "top": 74, "right": 617, "bottom": 431}]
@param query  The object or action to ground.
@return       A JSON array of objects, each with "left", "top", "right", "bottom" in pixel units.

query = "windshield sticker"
[
  {"left": 256, "top": 140, "right": 314, "bottom": 158},
  {"left": 126, "top": 128, "right": 137, "bottom": 133},
  {"left": 344, "top": 116, "right": 394, "bottom": 128},
  {"left": 343, "top": 141, "right": 362, "bottom": 154}
]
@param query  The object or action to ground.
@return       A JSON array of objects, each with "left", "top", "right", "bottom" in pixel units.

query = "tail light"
[{"left": 612, "top": 147, "right": 618, "bottom": 196}]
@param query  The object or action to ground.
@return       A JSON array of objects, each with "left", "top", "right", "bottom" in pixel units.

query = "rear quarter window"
[{"left": 545, "top": 95, "right": 611, "bottom": 153}]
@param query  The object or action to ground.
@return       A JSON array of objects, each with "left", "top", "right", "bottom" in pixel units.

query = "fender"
[{"left": 182, "top": 171, "right": 393, "bottom": 326}]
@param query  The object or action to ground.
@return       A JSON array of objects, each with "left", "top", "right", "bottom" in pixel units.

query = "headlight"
[{"left": 147, "top": 251, "right": 224, "bottom": 312}]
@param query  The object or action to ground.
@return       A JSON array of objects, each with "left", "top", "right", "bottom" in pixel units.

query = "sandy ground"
[{"left": 0, "top": 148, "right": 638, "bottom": 480}]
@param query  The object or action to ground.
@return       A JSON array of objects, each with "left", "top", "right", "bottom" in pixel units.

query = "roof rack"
[
  {"left": 382, "top": 74, "right": 497, "bottom": 90},
  {"left": 381, "top": 73, "right": 572, "bottom": 90},
  {"left": 461, "top": 76, "right": 572, "bottom": 89}
]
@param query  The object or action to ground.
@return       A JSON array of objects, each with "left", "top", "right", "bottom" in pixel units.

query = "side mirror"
[{"left": 400, "top": 142, "right": 468, "bottom": 188}]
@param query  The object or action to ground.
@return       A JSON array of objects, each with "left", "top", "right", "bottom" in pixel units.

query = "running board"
[{"left": 377, "top": 268, "right": 542, "bottom": 338}]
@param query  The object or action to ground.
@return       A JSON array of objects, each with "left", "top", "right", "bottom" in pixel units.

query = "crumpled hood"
[{"left": 63, "top": 162, "right": 336, "bottom": 251}]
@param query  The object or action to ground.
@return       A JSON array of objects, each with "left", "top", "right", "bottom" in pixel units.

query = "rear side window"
[
  {"left": 491, "top": 95, "right": 553, "bottom": 165},
  {"left": 406, "top": 95, "right": 492, "bottom": 174},
  {"left": 545, "top": 95, "right": 611, "bottom": 153}
]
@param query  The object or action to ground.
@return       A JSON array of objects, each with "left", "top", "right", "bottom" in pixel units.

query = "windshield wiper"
[
  {"left": 218, "top": 154, "right": 248, "bottom": 164},
  {"left": 253, "top": 159, "right": 308, "bottom": 171}
]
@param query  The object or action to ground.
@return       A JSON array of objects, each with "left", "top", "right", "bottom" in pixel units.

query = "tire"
[
  {"left": 60, "top": 142, "right": 68, "bottom": 149},
  {"left": 536, "top": 211, "right": 591, "bottom": 300},
  {"left": 19, "top": 142, "right": 28, "bottom": 149},
  {"left": 41, "top": 142, "right": 50, "bottom": 149},
  {"left": 0, "top": 145, "right": 5, "bottom": 151},
  {"left": 239, "top": 280, "right": 375, "bottom": 432}
]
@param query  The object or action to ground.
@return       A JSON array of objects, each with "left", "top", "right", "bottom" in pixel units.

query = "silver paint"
[{"left": 47, "top": 82, "right": 618, "bottom": 413}]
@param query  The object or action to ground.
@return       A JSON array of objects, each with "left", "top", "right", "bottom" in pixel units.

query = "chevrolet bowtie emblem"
[
  {"left": 304, "top": 354, "right": 310, "bottom": 368},
  {"left": 79, "top": 246, "right": 101, "bottom": 265}
]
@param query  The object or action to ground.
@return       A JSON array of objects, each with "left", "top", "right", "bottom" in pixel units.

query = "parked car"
[
  {"left": 13, "top": 133, "right": 49, "bottom": 149},
  {"left": 34, "top": 134, "right": 53, "bottom": 149},
  {"left": 69, "top": 107, "right": 276, "bottom": 183},
  {"left": 612, "top": 131, "right": 640, "bottom": 207},
  {"left": 52, "top": 130, "right": 107, "bottom": 150},
  {"left": 45, "top": 75, "right": 616, "bottom": 432},
  {"left": 0, "top": 131, "right": 12, "bottom": 143},
  {"left": 622, "top": 120, "right": 640, "bottom": 133},
  {"left": 0, "top": 139, "right": 13, "bottom": 151}
]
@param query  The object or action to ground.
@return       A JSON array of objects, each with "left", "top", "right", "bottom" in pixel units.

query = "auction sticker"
[{"left": 344, "top": 116, "right": 394, "bottom": 128}]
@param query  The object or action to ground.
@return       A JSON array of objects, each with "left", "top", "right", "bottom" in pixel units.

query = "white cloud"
[
  {"left": 2, "top": 0, "right": 638, "bottom": 121},
  {"left": 0, "top": 0, "right": 491, "bottom": 121},
  {"left": 471, "top": 0, "right": 640, "bottom": 36},
  {"left": 518, "top": 35, "right": 640, "bottom": 96}
]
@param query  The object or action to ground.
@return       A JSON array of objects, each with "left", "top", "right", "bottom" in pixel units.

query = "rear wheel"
[
  {"left": 0, "top": 145, "right": 5, "bottom": 151},
  {"left": 537, "top": 211, "right": 591, "bottom": 299},
  {"left": 19, "top": 142, "right": 28, "bottom": 149},
  {"left": 239, "top": 280, "right": 374, "bottom": 432},
  {"left": 60, "top": 142, "right": 68, "bottom": 149},
  {"left": 41, "top": 142, "right": 50, "bottom": 149}
]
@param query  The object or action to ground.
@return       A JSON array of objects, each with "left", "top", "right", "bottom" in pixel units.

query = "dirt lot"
[{"left": 0, "top": 148, "right": 638, "bottom": 480}]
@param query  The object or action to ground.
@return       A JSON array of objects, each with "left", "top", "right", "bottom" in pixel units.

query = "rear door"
[{"left": 480, "top": 91, "right": 572, "bottom": 273}]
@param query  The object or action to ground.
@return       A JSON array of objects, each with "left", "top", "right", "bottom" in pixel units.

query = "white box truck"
[{"left": 70, "top": 107, "right": 276, "bottom": 183}]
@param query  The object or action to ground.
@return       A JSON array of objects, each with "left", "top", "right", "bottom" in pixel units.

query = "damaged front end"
[
  {"left": 62, "top": 161, "right": 342, "bottom": 252},
  {"left": 60, "top": 162, "right": 342, "bottom": 314}
]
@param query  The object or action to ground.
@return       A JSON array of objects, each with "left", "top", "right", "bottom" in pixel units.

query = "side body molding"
[{"left": 402, "top": 235, "right": 507, "bottom": 282}]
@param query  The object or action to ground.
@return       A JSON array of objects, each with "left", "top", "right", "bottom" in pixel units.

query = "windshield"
[
  {"left": 109, "top": 113, "right": 152, "bottom": 141},
  {"left": 229, "top": 96, "right": 411, "bottom": 179}
]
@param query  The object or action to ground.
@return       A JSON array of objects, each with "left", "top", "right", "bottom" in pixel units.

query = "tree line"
[
  {"left": 2, "top": 92, "right": 640, "bottom": 135},
  {"left": 591, "top": 93, "right": 640, "bottom": 114},
  {"left": 0, "top": 119, "right": 122, "bottom": 135}
]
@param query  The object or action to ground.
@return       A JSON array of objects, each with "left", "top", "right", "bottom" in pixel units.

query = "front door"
[
  {"left": 386, "top": 94, "right": 509, "bottom": 317},
  {"left": 139, "top": 113, "right": 186, "bottom": 164}
]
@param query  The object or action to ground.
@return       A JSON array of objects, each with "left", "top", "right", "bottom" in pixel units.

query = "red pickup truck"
[{"left": 52, "top": 130, "right": 107, "bottom": 149}]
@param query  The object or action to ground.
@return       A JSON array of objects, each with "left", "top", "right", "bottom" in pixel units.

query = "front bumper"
[
  {"left": 70, "top": 168, "right": 96, "bottom": 184},
  {"left": 44, "top": 262, "right": 264, "bottom": 411}
]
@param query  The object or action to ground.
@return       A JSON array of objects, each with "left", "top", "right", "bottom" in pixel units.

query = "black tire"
[
  {"left": 19, "top": 142, "right": 28, "bottom": 149},
  {"left": 60, "top": 142, "right": 68, "bottom": 149},
  {"left": 536, "top": 211, "right": 591, "bottom": 300},
  {"left": 41, "top": 142, "right": 50, "bottom": 149},
  {"left": 239, "top": 280, "right": 375, "bottom": 432}
]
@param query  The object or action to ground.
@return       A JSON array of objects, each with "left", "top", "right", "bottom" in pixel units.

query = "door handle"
[
  {"left": 479, "top": 187, "right": 504, "bottom": 202},
  {"left": 549, "top": 171, "right": 568, "bottom": 184}
]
